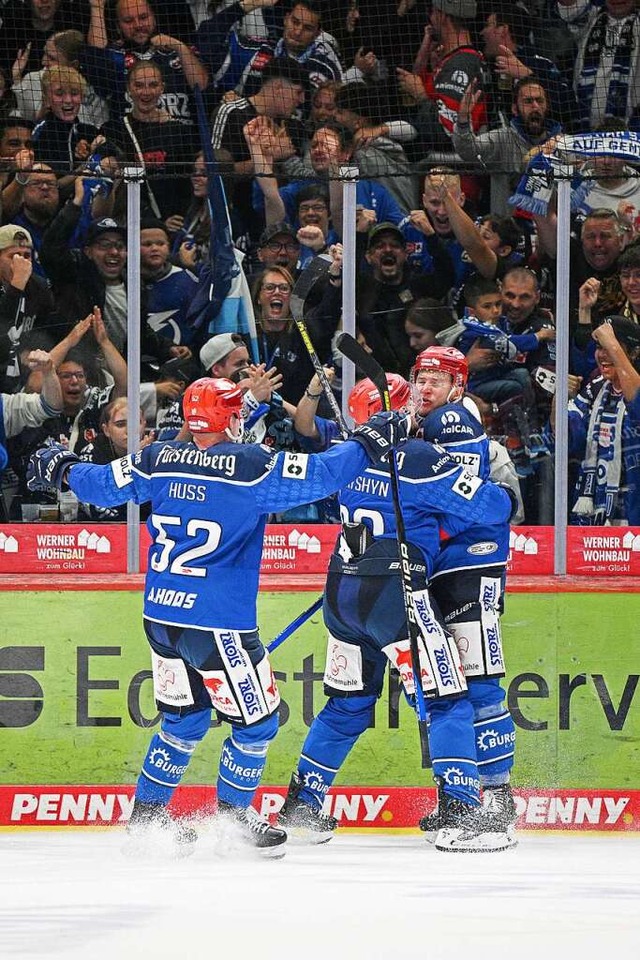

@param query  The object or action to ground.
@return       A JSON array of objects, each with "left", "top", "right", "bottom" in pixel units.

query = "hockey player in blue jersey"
[
  {"left": 282, "top": 373, "right": 517, "bottom": 852},
  {"left": 26, "top": 376, "right": 407, "bottom": 857},
  {"left": 412, "top": 346, "right": 518, "bottom": 841}
]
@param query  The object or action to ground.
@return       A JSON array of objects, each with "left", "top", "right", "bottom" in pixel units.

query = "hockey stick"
[
  {"left": 266, "top": 594, "right": 324, "bottom": 653},
  {"left": 337, "top": 331, "right": 431, "bottom": 768},
  {"left": 290, "top": 260, "right": 349, "bottom": 436}
]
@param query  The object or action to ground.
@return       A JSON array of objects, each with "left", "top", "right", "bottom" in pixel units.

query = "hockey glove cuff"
[
  {"left": 27, "top": 443, "right": 80, "bottom": 493},
  {"left": 350, "top": 411, "right": 410, "bottom": 465}
]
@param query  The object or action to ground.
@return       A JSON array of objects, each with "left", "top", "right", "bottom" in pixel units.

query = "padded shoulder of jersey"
[{"left": 421, "top": 403, "right": 484, "bottom": 445}]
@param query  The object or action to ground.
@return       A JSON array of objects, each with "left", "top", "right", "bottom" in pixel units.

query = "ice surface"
[{"left": 1, "top": 829, "right": 638, "bottom": 960}]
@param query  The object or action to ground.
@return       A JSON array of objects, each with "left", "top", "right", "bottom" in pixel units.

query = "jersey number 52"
[{"left": 150, "top": 514, "right": 222, "bottom": 577}]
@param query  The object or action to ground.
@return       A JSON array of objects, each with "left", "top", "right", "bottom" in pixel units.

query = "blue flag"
[{"left": 186, "top": 86, "right": 258, "bottom": 360}]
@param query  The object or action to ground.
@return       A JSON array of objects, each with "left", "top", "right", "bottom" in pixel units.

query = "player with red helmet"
[
  {"left": 347, "top": 372, "right": 415, "bottom": 424},
  {"left": 412, "top": 345, "right": 519, "bottom": 844},
  {"left": 282, "top": 368, "right": 517, "bottom": 852},
  {"left": 27, "top": 377, "right": 408, "bottom": 858},
  {"left": 412, "top": 345, "right": 469, "bottom": 416},
  {"left": 183, "top": 377, "right": 244, "bottom": 439}
]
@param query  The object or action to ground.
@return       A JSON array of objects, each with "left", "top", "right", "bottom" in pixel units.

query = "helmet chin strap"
[{"left": 447, "top": 385, "right": 464, "bottom": 404}]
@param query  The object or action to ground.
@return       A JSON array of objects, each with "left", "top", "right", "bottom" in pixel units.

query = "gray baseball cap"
[{"left": 199, "top": 333, "right": 246, "bottom": 371}]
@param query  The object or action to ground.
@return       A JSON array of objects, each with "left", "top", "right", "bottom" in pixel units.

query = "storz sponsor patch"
[
  {"left": 281, "top": 452, "right": 309, "bottom": 480},
  {"left": 111, "top": 455, "right": 133, "bottom": 488}
]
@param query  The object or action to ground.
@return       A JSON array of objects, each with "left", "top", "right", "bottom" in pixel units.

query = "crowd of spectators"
[{"left": 1, "top": 0, "right": 640, "bottom": 526}]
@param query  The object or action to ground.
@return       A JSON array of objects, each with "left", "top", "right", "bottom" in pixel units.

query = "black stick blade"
[{"left": 337, "top": 333, "right": 391, "bottom": 411}]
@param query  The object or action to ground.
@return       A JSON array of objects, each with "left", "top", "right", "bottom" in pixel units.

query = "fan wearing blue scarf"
[
  {"left": 550, "top": 315, "right": 640, "bottom": 525},
  {"left": 559, "top": 0, "right": 640, "bottom": 127}
]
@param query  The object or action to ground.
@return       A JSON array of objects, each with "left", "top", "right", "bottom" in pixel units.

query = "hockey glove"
[
  {"left": 27, "top": 443, "right": 80, "bottom": 492},
  {"left": 350, "top": 411, "right": 409, "bottom": 465}
]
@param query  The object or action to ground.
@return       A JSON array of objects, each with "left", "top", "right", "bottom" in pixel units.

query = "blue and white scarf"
[
  {"left": 577, "top": 11, "right": 636, "bottom": 126},
  {"left": 508, "top": 154, "right": 590, "bottom": 217},
  {"left": 508, "top": 131, "right": 640, "bottom": 217},
  {"left": 571, "top": 380, "right": 626, "bottom": 525}
]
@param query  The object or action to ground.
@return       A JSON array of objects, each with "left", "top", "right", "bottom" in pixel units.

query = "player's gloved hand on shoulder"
[
  {"left": 350, "top": 411, "right": 410, "bottom": 465},
  {"left": 27, "top": 442, "right": 80, "bottom": 492}
]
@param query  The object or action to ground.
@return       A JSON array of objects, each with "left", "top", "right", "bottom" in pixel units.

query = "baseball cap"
[
  {"left": 85, "top": 217, "right": 126, "bottom": 245},
  {"left": 0, "top": 224, "right": 32, "bottom": 251},
  {"left": 598, "top": 316, "right": 640, "bottom": 351},
  {"left": 431, "top": 0, "right": 477, "bottom": 19},
  {"left": 367, "top": 222, "right": 406, "bottom": 250},
  {"left": 259, "top": 221, "right": 298, "bottom": 248},
  {"left": 200, "top": 333, "right": 246, "bottom": 371}
]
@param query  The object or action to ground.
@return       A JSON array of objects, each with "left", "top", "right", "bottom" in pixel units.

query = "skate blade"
[
  {"left": 255, "top": 843, "right": 287, "bottom": 860},
  {"left": 278, "top": 825, "right": 335, "bottom": 846},
  {"left": 211, "top": 817, "right": 288, "bottom": 860},
  {"left": 421, "top": 830, "right": 437, "bottom": 845},
  {"left": 435, "top": 828, "right": 518, "bottom": 853}
]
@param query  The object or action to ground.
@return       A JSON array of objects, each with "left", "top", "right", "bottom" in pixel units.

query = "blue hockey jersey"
[
  {"left": 66, "top": 438, "right": 370, "bottom": 630},
  {"left": 300, "top": 418, "right": 511, "bottom": 577},
  {"left": 339, "top": 437, "right": 510, "bottom": 578},
  {"left": 420, "top": 402, "right": 510, "bottom": 573},
  {"left": 145, "top": 265, "right": 200, "bottom": 346}
]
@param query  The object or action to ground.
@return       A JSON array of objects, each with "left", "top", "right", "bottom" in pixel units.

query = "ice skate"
[
  {"left": 217, "top": 801, "right": 288, "bottom": 859},
  {"left": 483, "top": 783, "right": 518, "bottom": 841},
  {"left": 418, "top": 780, "right": 446, "bottom": 843},
  {"left": 434, "top": 794, "right": 517, "bottom": 853},
  {"left": 277, "top": 772, "right": 338, "bottom": 844},
  {"left": 125, "top": 800, "right": 198, "bottom": 857}
]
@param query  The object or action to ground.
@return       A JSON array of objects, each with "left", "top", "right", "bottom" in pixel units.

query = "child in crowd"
[
  {"left": 31, "top": 65, "right": 98, "bottom": 171},
  {"left": 448, "top": 276, "right": 553, "bottom": 404}
]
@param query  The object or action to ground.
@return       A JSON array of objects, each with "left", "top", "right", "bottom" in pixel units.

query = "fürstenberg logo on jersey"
[{"left": 262, "top": 527, "right": 322, "bottom": 570}]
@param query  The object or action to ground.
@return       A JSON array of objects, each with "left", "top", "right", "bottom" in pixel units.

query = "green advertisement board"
[{"left": 0, "top": 590, "right": 638, "bottom": 790}]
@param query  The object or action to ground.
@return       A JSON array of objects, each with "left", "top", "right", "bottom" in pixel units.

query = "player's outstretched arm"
[
  {"left": 256, "top": 411, "right": 409, "bottom": 514},
  {"left": 27, "top": 444, "right": 150, "bottom": 507}
]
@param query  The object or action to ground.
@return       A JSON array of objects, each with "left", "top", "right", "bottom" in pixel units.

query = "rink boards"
[{"left": 0, "top": 559, "right": 638, "bottom": 832}]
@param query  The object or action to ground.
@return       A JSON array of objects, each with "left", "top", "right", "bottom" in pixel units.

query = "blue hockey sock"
[
  {"left": 217, "top": 713, "right": 278, "bottom": 808},
  {"left": 427, "top": 697, "right": 481, "bottom": 806},
  {"left": 136, "top": 731, "right": 197, "bottom": 805},
  {"left": 467, "top": 679, "right": 516, "bottom": 786},
  {"left": 297, "top": 697, "right": 376, "bottom": 809},
  {"left": 474, "top": 708, "right": 516, "bottom": 785}
]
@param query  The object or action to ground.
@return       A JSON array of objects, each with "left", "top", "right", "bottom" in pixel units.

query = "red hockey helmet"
[
  {"left": 412, "top": 346, "right": 468, "bottom": 394},
  {"left": 348, "top": 373, "right": 412, "bottom": 425},
  {"left": 182, "top": 377, "right": 244, "bottom": 434}
]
